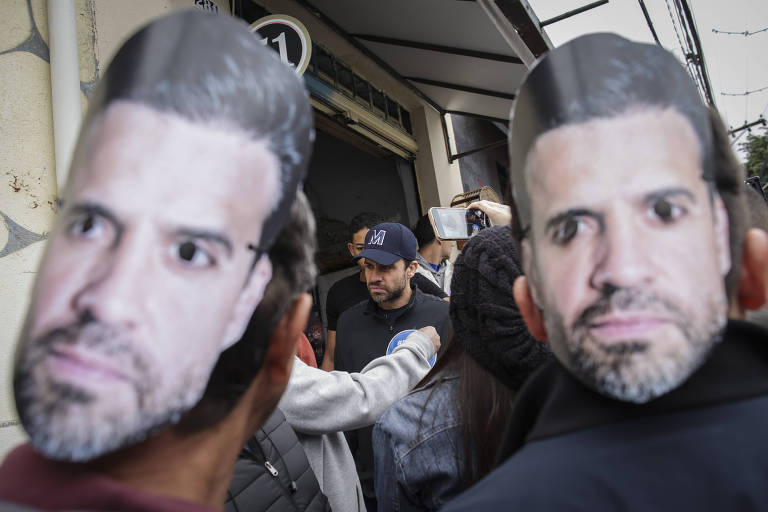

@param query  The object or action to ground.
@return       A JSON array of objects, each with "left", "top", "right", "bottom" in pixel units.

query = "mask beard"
[
  {"left": 15, "top": 317, "right": 210, "bottom": 461},
  {"left": 542, "top": 287, "right": 726, "bottom": 403}
]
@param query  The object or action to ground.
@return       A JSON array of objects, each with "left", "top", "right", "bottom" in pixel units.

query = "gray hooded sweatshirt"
[{"left": 278, "top": 331, "right": 435, "bottom": 512}]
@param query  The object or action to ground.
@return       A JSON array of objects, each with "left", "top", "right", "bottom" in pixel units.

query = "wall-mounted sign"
[
  {"left": 250, "top": 15, "right": 312, "bottom": 76},
  {"left": 193, "top": 0, "right": 219, "bottom": 14}
]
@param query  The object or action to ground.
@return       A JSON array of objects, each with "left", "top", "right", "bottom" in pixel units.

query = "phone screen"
[{"left": 429, "top": 207, "right": 490, "bottom": 240}]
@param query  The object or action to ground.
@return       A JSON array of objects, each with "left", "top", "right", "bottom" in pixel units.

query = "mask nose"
[
  {"left": 70, "top": 236, "right": 148, "bottom": 330},
  {"left": 589, "top": 217, "right": 653, "bottom": 294}
]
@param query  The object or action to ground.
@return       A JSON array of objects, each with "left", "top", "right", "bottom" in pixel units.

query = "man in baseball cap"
[
  {"left": 356, "top": 221, "right": 418, "bottom": 269},
  {"left": 334, "top": 222, "right": 451, "bottom": 511}
]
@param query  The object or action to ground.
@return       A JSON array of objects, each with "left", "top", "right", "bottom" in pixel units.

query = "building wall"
[
  {"left": 253, "top": 0, "right": 464, "bottom": 211},
  {"left": 1, "top": 0, "right": 59, "bottom": 459},
  {"left": 0, "top": 0, "right": 228, "bottom": 461},
  {"left": 451, "top": 114, "right": 509, "bottom": 199}
]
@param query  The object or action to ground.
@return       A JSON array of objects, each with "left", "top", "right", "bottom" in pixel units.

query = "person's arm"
[
  {"left": 320, "top": 330, "right": 335, "bottom": 371},
  {"left": 279, "top": 327, "right": 440, "bottom": 435},
  {"left": 373, "top": 422, "right": 410, "bottom": 512},
  {"left": 297, "top": 332, "right": 318, "bottom": 368},
  {"left": 467, "top": 200, "right": 512, "bottom": 226},
  {"left": 322, "top": 285, "right": 342, "bottom": 371}
]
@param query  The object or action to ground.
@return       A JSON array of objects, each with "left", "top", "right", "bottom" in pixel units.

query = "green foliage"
[{"left": 740, "top": 126, "right": 768, "bottom": 177}]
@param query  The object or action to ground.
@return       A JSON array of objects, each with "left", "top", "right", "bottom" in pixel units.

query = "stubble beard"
[
  {"left": 369, "top": 273, "right": 408, "bottom": 306},
  {"left": 543, "top": 287, "right": 727, "bottom": 403},
  {"left": 14, "top": 318, "right": 204, "bottom": 461}
]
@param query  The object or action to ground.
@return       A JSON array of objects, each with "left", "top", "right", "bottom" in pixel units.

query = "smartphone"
[{"left": 428, "top": 207, "right": 491, "bottom": 241}]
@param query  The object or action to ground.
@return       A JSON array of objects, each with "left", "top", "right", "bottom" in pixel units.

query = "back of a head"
[
  {"left": 181, "top": 192, "right": 317, "bottom": 431},
  {"left": 413, "top": 214, "right": 437, "bottom": 249},
  {"left": 449, "top": 226, "right": 551, "bottom": 391},
  {"left": 75, "top": 9, "right": 314, "bottom": 250}
]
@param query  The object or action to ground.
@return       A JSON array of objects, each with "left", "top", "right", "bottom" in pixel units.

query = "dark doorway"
[{"left": 304, "top": 129, "right": 419, "bottom": 275}]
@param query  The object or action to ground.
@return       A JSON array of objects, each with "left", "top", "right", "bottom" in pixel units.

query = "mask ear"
[
  {"left": 220, "top": 255, "right": 273, "bottom": 351},
  {"left": 513, "top": 275, "right": 548, "bottom": 342},
  {"left": 738, "top": 228, "right": 768, "bottom": 311}
]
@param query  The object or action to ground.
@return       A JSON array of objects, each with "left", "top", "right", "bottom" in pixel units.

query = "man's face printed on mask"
[
  {"left": 522, "top": 108, "right": 730, "bottom": 403},
  {"left": 14, "top": 102, "right": 280, "bottom": 460}
]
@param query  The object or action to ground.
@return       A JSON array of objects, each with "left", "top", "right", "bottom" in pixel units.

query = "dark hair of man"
[
  {"left": 178, "top": 191, "right": 317, "bottom": 433},
  {"left": 508, "top": 33, "right": 713, "bottom": 233},
  {"left": 413, "top": 214, "right": 437, "bottom": 249},
  {"left": 348, "top": 212, "right": 384, "bottom": 241},
  {"left": 707, "top": 107, "right": 748, "bottom": 300},
  {"left": 72, "top": 10, "right": 314, "bottom": 251}
]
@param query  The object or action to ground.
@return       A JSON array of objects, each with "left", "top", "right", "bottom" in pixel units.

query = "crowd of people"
[{"left": 1, "top": 9, "right": 768, "bottom": 512}]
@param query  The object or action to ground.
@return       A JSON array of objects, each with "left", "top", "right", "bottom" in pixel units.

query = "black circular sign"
[{"left": 250, "top": 15, "right": 312, "bottom": 75}]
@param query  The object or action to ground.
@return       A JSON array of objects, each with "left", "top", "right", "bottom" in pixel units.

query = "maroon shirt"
[{"left": 0, "top": 443, "right": 219, "bottom": 511}]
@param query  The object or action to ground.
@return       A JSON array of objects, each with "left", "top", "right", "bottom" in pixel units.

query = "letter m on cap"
[{"left": 369, "top": 230, "right": 386, "bottom": 246}]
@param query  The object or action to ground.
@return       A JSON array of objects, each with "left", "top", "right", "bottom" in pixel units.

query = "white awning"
[{"left": 302, "top": 0, "right": 550, "bottom": 123}]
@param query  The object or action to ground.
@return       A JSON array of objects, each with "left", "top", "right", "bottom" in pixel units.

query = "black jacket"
[
  {"left": 443, "top": 320, "right": 768, "bottom": 511},
  {"left": 226, "top": 409, "right": 330, "bottom": 512},
  {"left": 325, "top": 272, "right": 447, "bottom": 332},
  {"left": 334, "top": 286, "right": 450, "bottom": 373}
]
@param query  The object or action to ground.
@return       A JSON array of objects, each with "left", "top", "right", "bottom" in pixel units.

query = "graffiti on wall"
[
  {"left": 0, "top": 210, "right": 47, "bottom": 259},
  {"left": 0, "top": 0, "right": 49, "bottom": 61}
]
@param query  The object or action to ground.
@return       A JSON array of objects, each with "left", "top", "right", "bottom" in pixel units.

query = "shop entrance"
[
  {"left": 302, "top": 118, "right": 421, "bottom": 360},
  {"left": 305, "top": 127, "right": 420, "bottom": 275}
]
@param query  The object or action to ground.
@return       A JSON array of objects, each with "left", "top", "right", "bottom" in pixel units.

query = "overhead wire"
[
  {"left": 712, "top": 26, "right": 768, "bottom": 36},
  {"left": 664, "top": 0, "right": 700, "bottom": 91},
  {"left": 721, "top": 85, "right": 768, "bottom": 97}
]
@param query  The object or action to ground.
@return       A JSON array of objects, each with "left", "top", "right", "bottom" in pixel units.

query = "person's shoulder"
[
  {"left": 442, "top": 447, "right": 565, "bottom": 511},
  {"left": 441, "top": 457, "right": 523, "bottom": 511},
  {"left": 336, "top": 299, "right": 370, "bottom": 327},
  {"left": 414, "top": 288, "right": 449, "bottom": 308},
  {"left": 411, "top": 273, "right": 447, "bottom": 299},
  {"left": 341, "top": 298, "right": 369, "bottom": 316},
  {"left": 375, "top": 378, "right": 461, "bottom": 456},
  {"left": 378, "top": 378, "right": 455, "bottom": 428},
  {"left": 327, "top": 272, "right": 360, "bottom": 298}
]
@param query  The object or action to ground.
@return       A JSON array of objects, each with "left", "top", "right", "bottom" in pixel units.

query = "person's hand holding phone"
[{"left": 467, "top": 200, "right": 512, "bottom": 226}]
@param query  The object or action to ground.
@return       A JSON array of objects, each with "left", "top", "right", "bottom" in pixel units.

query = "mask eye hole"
[{"left": 172, "top": 240, "right": 214, "bottom": 268}]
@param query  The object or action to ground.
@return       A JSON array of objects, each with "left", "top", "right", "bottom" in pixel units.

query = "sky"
[{"left": 527, "top": 0, "right": 768, "bottom": 157}]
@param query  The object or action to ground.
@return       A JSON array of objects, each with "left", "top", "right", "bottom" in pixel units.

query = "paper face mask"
[
  {"left": 13, "top": 10, "right": 313, "bottom": 461},
  {"left": 509, "top": 34, "right": 731, "bottom": 403}
]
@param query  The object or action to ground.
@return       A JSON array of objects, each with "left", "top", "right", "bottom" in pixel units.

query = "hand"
[
  {"left": 417, "top": 326, "right": 440, "bottom": 354},
  {"left": 467, "top": 200, "right": 512, "bottom": 226}
]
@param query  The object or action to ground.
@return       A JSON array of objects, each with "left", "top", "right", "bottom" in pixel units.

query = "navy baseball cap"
[{"left": 354, "top": 222, "right": 418, "bottom": 266}]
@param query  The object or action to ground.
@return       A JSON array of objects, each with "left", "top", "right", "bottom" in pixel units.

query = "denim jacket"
[{"left": 373, "top": 373, "right": 464, "bottom": 512}]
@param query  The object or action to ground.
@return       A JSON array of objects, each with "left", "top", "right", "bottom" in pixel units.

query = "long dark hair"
[{"left": 414, "top": 332, "right": 516, "bottom": 488}]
